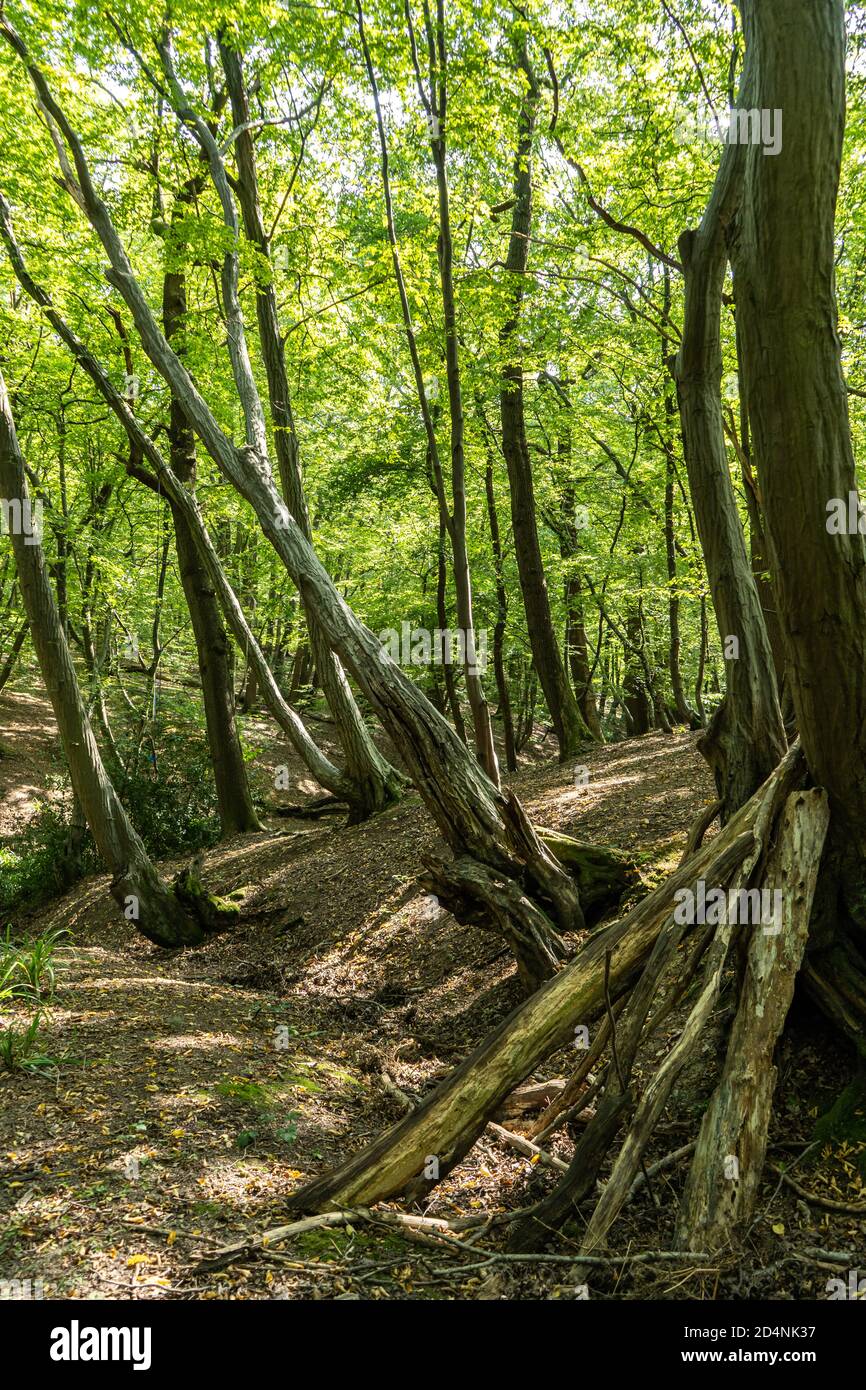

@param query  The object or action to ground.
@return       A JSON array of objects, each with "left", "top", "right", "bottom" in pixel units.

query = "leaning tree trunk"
[
  {"left": 671, "top": 74, "right": 786, "bottom": 817},
  {"left": 0, "top": 373, "right": 224, "bottom": 946}
]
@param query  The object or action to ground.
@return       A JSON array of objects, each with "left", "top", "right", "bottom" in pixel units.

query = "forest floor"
[{"left": 0, "top": 687, "right": 864, "bottom": 1300}]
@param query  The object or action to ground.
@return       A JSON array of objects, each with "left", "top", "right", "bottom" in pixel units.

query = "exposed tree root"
[{"left": 423, "top": 824, "right": 637, "bottom": 992}]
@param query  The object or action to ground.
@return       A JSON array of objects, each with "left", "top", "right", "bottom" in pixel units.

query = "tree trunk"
[
  {"left": 0, "top": 373, "right": 215, "bottom": 945},
  {"left": 676, "top": 789, "right": 829, "bottom": 1251},
  {"left": 162, "top": 254, "right": 260, "bottom": 837},
  {"left": 219, "top": 37, "right": 403, "bottom": 821},
  {"left": 731, "top": 0, "right": 866, "bottom": 833},
  {"left": 672, "top": 85, "right": 786, "bottom": 816},
  {"left": 0, "top": 616, "right": 28, "bottom": 693},
  {"left": 661, "top": 267, "right": 699, "bottom": 730},
  {"left": 729, "top": 0, "right": 866, "bottom": 1018},
  {"left": 483, "top": 445, "right": 517, "bottom": 770},
  {"left": 499, "top": 48, "right": 588, "bottom": 762}
]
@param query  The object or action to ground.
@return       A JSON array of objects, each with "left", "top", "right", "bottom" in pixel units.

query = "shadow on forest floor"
[{"left": 0, "top": 690, "right": 862, "bottom": 1300}]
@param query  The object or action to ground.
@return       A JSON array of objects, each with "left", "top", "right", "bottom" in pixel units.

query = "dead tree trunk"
[{"left": 676, "top": 789, "right": 829, "bottom": 1251}]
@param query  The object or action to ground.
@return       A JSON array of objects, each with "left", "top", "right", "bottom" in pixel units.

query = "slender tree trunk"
[
  {"left": 0, "top": 616, "right": 28, "bottom": 693},
  {"left": 219, "top": 37, "right": 402, "bottom": 820},
  {"left": 558, "top": 480, "right": 604, "bottom": 743},
  {"left": 162, "top": 253, "right": 261, "bottom": 837},
  {"left": 436, "top": 517, "right": 467, "bottom": 744},
  {"left": 623, "top": 603, "right": 652, "bottom": 735},
  {"left": 499, "top": 48, "right": 588, "bottom": 762},
  {"left": 671, "top": 82, "right": 786, "bottom": 815},
  {"left": 661, "top": 268, "right": 698, "bottom": 730},
  {"left": 482, "top": 444, "right": 517, "bottom": 771},
  {"left": 354, "top": 4, "right": 498, "bottom": 783},
  {"left": 0, "top": 373, "right": 210, "bottom": 945}
]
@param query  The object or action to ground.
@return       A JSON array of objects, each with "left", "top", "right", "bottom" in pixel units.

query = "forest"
[{"left": 0, "top": 0, "right": 865, "bottom": 1317}]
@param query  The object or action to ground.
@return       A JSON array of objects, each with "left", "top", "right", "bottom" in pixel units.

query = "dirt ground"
[{"left": 0, "top": 688, "right": 863, "bottom": 1300}]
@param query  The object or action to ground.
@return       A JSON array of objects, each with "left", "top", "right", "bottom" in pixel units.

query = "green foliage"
[
  {"left": 0, "top": 803, "right": 98, "bottom": 916},
  {"left": 0, "top": 925, "right": 67, "bottom": 1001},
  {"left": 110, "top": 728, "right": 223, "bottom": 859},
  {"left": 0, "top": 1009, "right": 55, "bottom": 1072}
]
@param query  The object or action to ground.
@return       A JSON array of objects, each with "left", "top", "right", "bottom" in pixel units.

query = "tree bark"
[
  {"left": 219, "top": 36, "right": 403, "bottom": 821},
  {"left": 499, "top": 47, "right": 588, "bottom": 762},
  {"left": 0, "top": 372, "right": 211, "bottom": 945},
  {"left": 162, "top": 244, "right": 260, "bottom": 837}
]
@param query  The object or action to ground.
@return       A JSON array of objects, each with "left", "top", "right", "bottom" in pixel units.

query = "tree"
[
  {"left": 0, "top": 369, "right": 233, "bottom": 945},
  {"left": 0, "top": 14, "right": 620, "bottom": 991},
  {"left": 498, "top": 39, "right": 590, "bottom": 761}
]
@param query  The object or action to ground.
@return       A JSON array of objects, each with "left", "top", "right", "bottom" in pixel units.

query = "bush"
[
  {"left": 111, "top": 726, "right": 222, "bottom": 859},
  {"left": 0, "top": 798, "right": 99, "bottom": 915},
  {"left": 0, "top": 725, "right": 223, "bottom": 916}
]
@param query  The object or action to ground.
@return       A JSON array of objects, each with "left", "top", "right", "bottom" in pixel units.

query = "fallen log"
[
  {"left": 285, "top": 749, "right": 802, "bottom": 1214},
  {"left": 676, "top": 788, "right": 830, "bottom": 1250}
]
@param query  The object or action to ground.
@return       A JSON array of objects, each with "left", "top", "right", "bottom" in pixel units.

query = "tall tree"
[
  {"left": 499, "top": 41, "right": 589, "bottom": 761},
  {"left": 0, "top": 370, "right": 227, "bottom": 945},
  {"left": 218, "top": 36, "right": 403, "bottom": 820}
]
